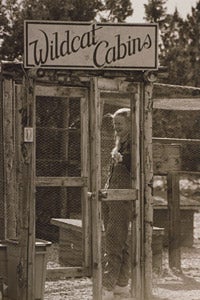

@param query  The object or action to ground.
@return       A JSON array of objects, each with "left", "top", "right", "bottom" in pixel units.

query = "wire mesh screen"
[
  {"left": 101, "top": 98, "right": 133, "bottom": 296},
  {"left": 36, "top": 95, "right": 84, "bottom": 269},
  {"left": 36, "top": 96, "right": 81, "bottom": 177}
]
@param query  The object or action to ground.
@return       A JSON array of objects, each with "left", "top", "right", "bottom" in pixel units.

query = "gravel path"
[{"left": 44, "top": 213, "right": 200, "bottom": 300}]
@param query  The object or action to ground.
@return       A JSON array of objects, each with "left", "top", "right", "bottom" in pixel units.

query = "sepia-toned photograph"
[{"left": 0, "top": 1, "right": 200, "bottom": 299}]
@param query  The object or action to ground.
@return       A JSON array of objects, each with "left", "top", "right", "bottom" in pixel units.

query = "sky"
[{"left": 127, "top": 0, "right": 198, "bottom": 22}]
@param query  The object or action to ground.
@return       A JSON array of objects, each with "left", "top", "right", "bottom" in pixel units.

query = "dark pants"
[{"left": 102, "top": 200, "right": 132, "bottom": 290}]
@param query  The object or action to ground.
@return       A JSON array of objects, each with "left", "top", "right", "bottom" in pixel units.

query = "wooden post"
[
  {"left": 17, "top": 73, "right": 35, "bottom": 300},
  {"left": 3, "top": 78, "right": 17, "bottom": 239},
  {"left": 89, "top": 77, "right": 102, "bottom": 300},
  {"left": 80, "top": 93, "right": 91, "bottom": 271},
  {"left": 0, "top": 74, "right": 5, "bottom": 239},
  {"left": 131, "top": 84, "right": 142, "bottom": 300},
  {"left": 143, "top": 79, "right": 154, "bottom": 300},
  {"left": 60, "top": 98, "right": 69, "bottom": 218},
  {"left": 167, "top": 172, "right": 181, "bottom": 270}
]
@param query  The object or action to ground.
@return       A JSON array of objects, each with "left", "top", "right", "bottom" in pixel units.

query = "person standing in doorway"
[{"left": 102, "top": 108, "right": 133, "bottom": 300}]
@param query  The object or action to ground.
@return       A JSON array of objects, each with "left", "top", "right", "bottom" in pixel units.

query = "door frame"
[
  {"left": 90, "top": 76, "right": 154, "bottom": 300},
  {"left": 1, "top": 62, "right": 154, "bottom": 300},
  {"left": 34, "top": 84, "right": 92, "bottom": 278}
]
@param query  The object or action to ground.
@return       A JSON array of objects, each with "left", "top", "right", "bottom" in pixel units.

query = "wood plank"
[
  {"left": 35, "top": 176, "right": 88, "bottom": 186},
  {"left": 60, "top": 98, "right": 69, "bottom": 218},
  {"left": 3, "top": 78, "right": 17, "bottom": 239},
  {"left": 130, "top": 84, "right": 141, "bottom": 299},
  {"left": 99, "top": 189, "right": 137, "bottom": 201},
  {"left": 153, "top": 137, "right": 200, "bottom": 144},
  {"left": 90, "top": 77, "right": 102, "bottom": 300},
  {"left": 0, "top": 77, "right": 5, "bottom": 240},
  {"left": 98, "top": 78, "right": 132, "bottom": 92},
  {"left": 35, "top": 85, "right": 87, "bottom": 97},
  {"left": 153, "top": 97, "right": 200, "bottom": 110},
  {"left": 80, "top": 94, "right": 91, "bottom": 271},
  {"left": 51, "top": 218, "right": 82, "bottom": 232},
  {"left": 46, "top": 267, "right": 90, "bottom": 280},
  {"left": 143, "top": 81, "right": 154, "bottom": 300},
  {"left": 24, "top": 74, "right": 36, "bottom": 300},
  {"left": 167, "top": 172, "right": 181, "bottom": 270}
]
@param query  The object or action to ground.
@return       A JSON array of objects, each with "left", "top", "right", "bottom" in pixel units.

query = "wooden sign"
[{"left": 24, "top": 21, "right": 158, "bottom": 70}]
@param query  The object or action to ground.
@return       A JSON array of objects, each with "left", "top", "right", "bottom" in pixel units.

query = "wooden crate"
[{"left": 51, "top": 219, "right": 164, "bottom": 272}]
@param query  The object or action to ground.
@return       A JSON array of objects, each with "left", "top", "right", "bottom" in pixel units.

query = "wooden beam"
[
  {"left": 35, "top": 85, "right": 87, "bottom": 97},
  {"left": 153, "top": 137, "right": 200, "bottom": 144},
  {"left": 17, "top": 75, "right": 35, "bottom": 300},
  {"left": 130, "top": 84, "right": 141, "bottom": 299},
  {"left": 89, "top": 77, "right": 102, "bottom": 300},
  {"left": 167, "top": 172, "right": 181, "bottom": 270},
  {"left": 143, "top": 81, "right": 154, "bottom": 300},
  {"left": 46, "top": 267, "right": 90, "bottom": 280},
  {"left": 35, "top": 176, "right": 88, "bottom": 186},
  {"left": 153, "top": 97, "right": 200, "bottom": 110},
  {"left": 99, "top": 189, "right": 137, "bottom": 201},
  {"left": 3, "top": 78, "right": 17, "bottom": 239},
  {"left": 0, "top": 73, "right": 5, "bottom": 239},
  {"left": 81, "top": 93, "right": 91, "bottom": 272}
]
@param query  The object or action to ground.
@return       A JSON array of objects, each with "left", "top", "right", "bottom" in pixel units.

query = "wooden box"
[{"left": 51, "top": 219, "right": 164, "bottom": 272}]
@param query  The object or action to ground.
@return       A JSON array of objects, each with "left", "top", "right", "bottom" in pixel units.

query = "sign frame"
[{"left": 24, "top": 20, "right": 158, "bottom": 71}]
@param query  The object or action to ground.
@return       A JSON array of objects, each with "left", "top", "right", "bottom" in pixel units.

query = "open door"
[{"left": 90, "top": 77, "right": 154, "bottom": 300}]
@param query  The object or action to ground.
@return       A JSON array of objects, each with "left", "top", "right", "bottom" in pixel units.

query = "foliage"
[
  {"left": 98, "top": 0, "right": 133, "bottom": 22},
  {"left": 0, "top": 0, "right": 132, "bottom": 60},
  {"left": 144, "top": 0, "right": 200, "bottom": 87},
  {"left": 184, "top": 2, "right": 200, "bottom": 86},
  {"left": 144, "top": 0, "right": 167, "bottom": 23}
]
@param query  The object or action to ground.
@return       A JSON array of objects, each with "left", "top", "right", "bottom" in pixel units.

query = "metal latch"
[
  {"left": 24, "top": 127, "right": 33, "bottom": 142},
  {"left": 98, "top": 190, "right": 108, "bottom": 200}
]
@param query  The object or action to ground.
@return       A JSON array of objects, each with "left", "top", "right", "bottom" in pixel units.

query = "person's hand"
[{"left": 112, "top": 149, "right": 123, "bottom": 164}]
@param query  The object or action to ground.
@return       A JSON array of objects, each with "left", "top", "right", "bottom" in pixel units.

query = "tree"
[
  {"left": 0, "top": 0, "right": 133, "bottom": 60},
  {"left": 158, "top": 9, "right": 191, "bottom": 85},
  {"left": 144, "top": 0, "right": 167, "bottom": 23},
  {"left": 184, "top": 1, "right": 200, "bottom": 86},
  {"left": 97, "top": 0, "right": 133, "bottom": 22},
  {"left": 158, "top": 1, "right": 200, "bottom": 87},
  {"left": 144, "top": 0, "right": 200, "bottom": 86}
]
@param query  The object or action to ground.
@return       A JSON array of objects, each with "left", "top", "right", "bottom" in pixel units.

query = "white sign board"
[{"left": 24, "top": 21, "right": 158, "bottom": 70}]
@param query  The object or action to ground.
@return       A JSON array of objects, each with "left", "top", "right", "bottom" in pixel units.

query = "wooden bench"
[{"left": 51, "top": 218, "right": 164, "bottom": 273}]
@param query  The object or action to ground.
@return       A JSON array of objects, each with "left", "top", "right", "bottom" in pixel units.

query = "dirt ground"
[{"left": 44, "top": 212, "right": 200, "bottom": 300}]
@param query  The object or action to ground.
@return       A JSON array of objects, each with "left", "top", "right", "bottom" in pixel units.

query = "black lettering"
[
  {"left": 116, "top": 34, "right": 126, "bottom": 60},
  {"left": 81, "top": 31, "right": 91, "bottom": 49},
  {"left": 60, "top": 31, "right": 71, "bottom": 56},
  {"left": 91, "top": 24, "right": 103, "bottom": 45},
  {"left": 93, "top": 40, "right": 108, "bottom": 68},
  {"left": 29, "top": 30, "right": 49, "bottom": 65},
  {"left": 71, "top": 35, "right": 81, "bottom": 53},
  {"left": 141, "top": 34, "right": 152, "bottom": 50},
  {"left": 105, "top": 46, "right": 116, "bottom": 64}
]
